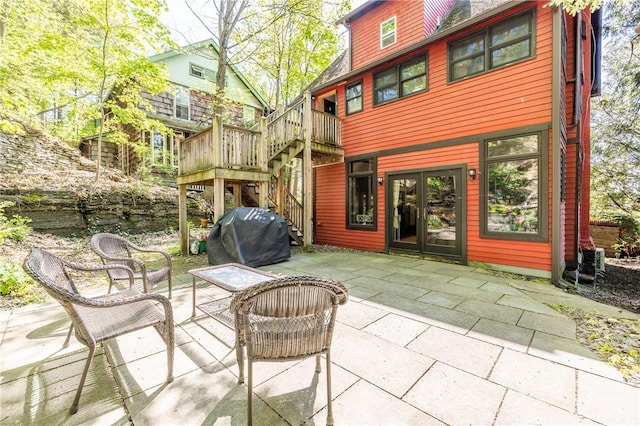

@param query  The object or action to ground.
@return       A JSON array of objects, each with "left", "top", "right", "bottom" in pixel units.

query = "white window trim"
[
  {"left": 380, "top": 16, "right": 397, "bottom": 49},
  {"left": 174, "top": 87, "right": 190, "bottom": 120},
  {"left": 190, "top": 63, "right": 204, "bottom": 79}
]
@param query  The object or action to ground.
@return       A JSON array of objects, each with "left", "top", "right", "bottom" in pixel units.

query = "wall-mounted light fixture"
[
  {"left": 468, "top": 168, "right": 477, "bottom": 181},
  {"left": 377, "top": 176, "right": 383, "bottom": 185}
]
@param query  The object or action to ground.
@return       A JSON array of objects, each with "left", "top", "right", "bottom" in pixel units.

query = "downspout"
[{"left": 551, "top": 6, "right": 562, "bottom": 286}]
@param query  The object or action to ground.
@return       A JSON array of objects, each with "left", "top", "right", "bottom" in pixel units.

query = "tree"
[
  {"left": 548, "top": 0, "right": 604, "bottom": 15},
  {"left": 77, "top": 0, "right": 173, "bottom": 180},
  {"left": 235, "top": 0, "right": 349, "bottom": 107},
  {"left": 0, "top": 0, "right": 174, "bottom": 180},
  {"left": 590, "top": 0, "right": 640, "bottom": 218}
]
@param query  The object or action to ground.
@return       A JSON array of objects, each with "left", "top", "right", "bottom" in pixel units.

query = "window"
[
  {"left": 174, "top": 87, "right": 189, "bottom": 120},
  {"left": 190, "top": 63, "right": 204, "bottom": 78},
  {"left": 449, "top": 11, "right": 534, "bottom": 81},
  {"left": 345, "top": 81, "right": 363, "bottom": 115},
  {"left": 374, "top": 55, "right": 427, "bottom": 105},
  {"left": 482, "top": 132, "right": 546, "bottom": 240},
  {"left": 347, "top": 157, "right": 377, "bottom": 229},
  {"left": 380, "top": 17, "right": 396, "bottom": 49},
  {"left": 145, "top": 130, "right": 179, "bottom": 168}
]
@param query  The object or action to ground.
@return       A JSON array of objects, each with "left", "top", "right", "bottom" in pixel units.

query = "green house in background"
[{"left": 80, "top": 39, "right": 269, "bottom": 178}]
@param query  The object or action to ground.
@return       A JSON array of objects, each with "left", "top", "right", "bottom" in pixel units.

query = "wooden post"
[
  {"left": 212, "top": 116, "right": 222, "bottom": 168},
  {"left": 258, "top": 181, "right": 268, "bottom": 208},
  {"left": 232, "top": 183, "right": 241, "bottom": 207},
  {"left": 214, "top": 177, "right": 225, "bottom": 224},
  {"left": 178, "top": 184, "right": 189, "bottom": 255},
  {"left": 277, "top": 169, "right": 284, "bottom": 216},
  {"left": 303, "top": 91, "right": 313, "bottom": 250}
]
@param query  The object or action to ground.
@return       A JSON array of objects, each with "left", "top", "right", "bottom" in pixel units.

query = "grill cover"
[{"left": 207, "top": 207, "right": 291, "bottom": 267}]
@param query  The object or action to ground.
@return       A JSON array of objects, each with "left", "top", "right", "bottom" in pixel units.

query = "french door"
[{"left": 388, "top": 167, "right": 464, "bottom": 260}]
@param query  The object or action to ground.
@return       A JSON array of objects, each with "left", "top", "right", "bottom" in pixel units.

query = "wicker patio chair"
[
  {"left": 23, "top": 248, "right": 174, "bottom": 415},
  {"left": 90, "top": 232, "right": 173, "bottom": 298},
  {"left": 230, "top": 276, "right": 348, "bottom": 426}
]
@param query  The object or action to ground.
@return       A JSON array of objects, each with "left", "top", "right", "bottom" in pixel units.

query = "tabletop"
[{"left": 188, "top": 263, "right": 278, "bottom": 292}]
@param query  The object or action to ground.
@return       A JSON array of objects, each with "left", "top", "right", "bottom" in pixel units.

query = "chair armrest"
[{"left": 57, "top": 258, "right": 137, "bottom": 288}]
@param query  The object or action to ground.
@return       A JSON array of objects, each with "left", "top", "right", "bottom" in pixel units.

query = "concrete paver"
[{"left": 2, "top": 251, "right": 639, "bottom": 425}]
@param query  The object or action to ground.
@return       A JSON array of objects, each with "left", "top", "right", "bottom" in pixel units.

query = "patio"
[{"left": 1, "top": 251, "right": 639, "bottom": 425}]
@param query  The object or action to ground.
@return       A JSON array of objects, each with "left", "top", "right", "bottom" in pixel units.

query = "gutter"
[
  {"left": 315, "top": 0, "right": 525, "bottom": 94},
  {"left": 551, "top": 5, "right": 562, "bottom": 286}
]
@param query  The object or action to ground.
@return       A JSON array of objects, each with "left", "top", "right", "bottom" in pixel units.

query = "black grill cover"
[{"left": 207, "top": 207, "right": 291, "bottom": 267}]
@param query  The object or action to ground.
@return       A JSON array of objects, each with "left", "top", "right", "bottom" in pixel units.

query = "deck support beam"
[
  {"left": 303, "top": 91, "right": 313, "bottom": 250},
  {"left": 178, "top": 184, "right": 189, "bottom": 255}
]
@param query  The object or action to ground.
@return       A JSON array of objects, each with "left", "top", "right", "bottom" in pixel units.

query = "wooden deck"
[{"left": 176, "top": 92, "right": 344, "bottom": 254}]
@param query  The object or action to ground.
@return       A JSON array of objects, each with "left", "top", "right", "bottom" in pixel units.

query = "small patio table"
[{"left": 188, "top": 263, "right": 279, "bottom": 321}]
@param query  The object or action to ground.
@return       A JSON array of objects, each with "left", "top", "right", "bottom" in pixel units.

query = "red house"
[{"left": 308, "top": 0, "right": 601, "bottom": 283}]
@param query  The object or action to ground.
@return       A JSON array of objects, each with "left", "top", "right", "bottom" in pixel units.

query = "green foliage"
[
  {"left": 548, "top": 0, "right": 603, "bottom": 16},
  {"left": 235, "top": 0, "right": 350, "bottom": 106},
  {"left": 0, "top": 201, "right": 31, "bottom": 244},
  {"left": 0, "top": 262, "right": 43, "bottom": 303},
  {"left": 0, "top": 0, "right": 174, "bottom": 162},
  {"left": 590, "top": 0, "right": 640, "bottom": 219}
]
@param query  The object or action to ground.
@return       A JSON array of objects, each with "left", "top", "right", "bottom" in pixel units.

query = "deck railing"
[
  {"left": 179, "top": 94, "right": 342, "bottom": 175},
  {"left": 222, "top": 124, "right": 263, "bottom": 169},
  {"left": 179, "top": 129, "right": 213, "bottom": 176},
  {"left": 312, "top": 109, "right": 342, "bottom": 147}
]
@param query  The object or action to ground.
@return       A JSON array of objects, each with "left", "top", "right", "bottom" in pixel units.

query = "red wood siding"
[
  {"left": 349, "top": 1, "right": 425, "bottom": 70},
  {"left": 341, "top": 4, "right": 551, "bottom": 157},
  {"left": 314, "top": 3, "right": 578, "bottom": 274}
]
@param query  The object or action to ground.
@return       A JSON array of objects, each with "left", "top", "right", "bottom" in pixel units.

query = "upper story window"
[
  {"left": 346, "top": 81, "right": 363, "bottom": 115},
  {"left": 190, "top": 63, "right": 204, "bottom": 78},
  {"left": 380, "top": 16, "right": 396, "bottom": 49},
  {"left": 190, "top": 62, "right": 217, "bottom": 82},
  {"left": 373, "top": 54, "right": 427, "bottom": 105},
  {"left": 449, "top": 11, "right": 534, "bottom": 82},
  {"left": 481, "top": 131, "right": 547, "bottom": 241},
  {"left": 174, "top": 87, "right": 190, "bottom": 120}
]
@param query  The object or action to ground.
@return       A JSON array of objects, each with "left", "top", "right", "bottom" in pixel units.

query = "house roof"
[
  {"left": 310, "top": 0, "right": 522, "bottom": 95},
  {"left": 149, "top": 39, "right": 270, "bottom": 109}
]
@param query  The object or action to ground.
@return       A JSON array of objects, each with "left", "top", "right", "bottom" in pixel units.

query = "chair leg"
[
  {"left": 247, "top": 359, "right": 253, "bottom": 426},
  {"left": 315, "top": 354, "right": 321, "bottom": 373},
  {"left": 168, "top": 274, "right": 172, "bottom": 299},
  {"left": 236, "top": 340, "right": 245, "bottom": 384},
  {"left": 63, "top": 324, "right": 74, "bottom": 347},
  {"left": 326, "top": 351, "right": 334, "bottom": 426},
  {"left": 70, "top": 345, "right": 96, "bottom": 415},
  {"left": 166, "top": 331, "right": 174, "bottom": 383}
]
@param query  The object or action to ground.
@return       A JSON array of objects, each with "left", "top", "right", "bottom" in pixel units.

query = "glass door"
[
  {"left": 388, "top": 169, "right": 463, "bottom": 259},
  {"left": 389, "top": 175, "right": 419, "bottom": 251},
  {"left": 424, "top": 170, "right": 461, "bottom": 257}
]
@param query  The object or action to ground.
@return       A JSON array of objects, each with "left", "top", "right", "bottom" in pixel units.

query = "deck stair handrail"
[
  {"left": 269, "top": 181, "right": 303, "bottom": 246},
  {"left": 265, "top": 98, "right": 305, "bottom": 161}
]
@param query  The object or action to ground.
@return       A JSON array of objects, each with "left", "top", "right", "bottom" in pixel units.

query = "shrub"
[
  {"left": 0, "top": 262, "right": 44, "bottom": 303},
  {"left": 0, "top": 201, "right": 31, "bottom": 244}
]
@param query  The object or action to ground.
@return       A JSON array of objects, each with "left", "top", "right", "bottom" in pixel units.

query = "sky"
[{"left": 161, "top": 0, "right": 367, "bottom": 46}]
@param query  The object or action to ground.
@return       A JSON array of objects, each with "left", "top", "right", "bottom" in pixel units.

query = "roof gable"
[{"left": 149, "top": 39, "right": 269, "bottom": 109}]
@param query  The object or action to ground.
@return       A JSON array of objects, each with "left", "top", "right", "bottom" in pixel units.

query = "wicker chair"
[
  {"left": 90, "top": 232, "right": 173, "bottom": 298},
  {"left": 23, "top": 248, "right": 174, "bottom": 415},
  {"left": 230, "top": 276, "right": 349, "bottom": 426}
]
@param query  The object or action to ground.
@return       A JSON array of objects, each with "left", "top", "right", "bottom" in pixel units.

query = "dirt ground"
[{"left": 579, "top": 258, "right": 640, "bottom": 314}]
